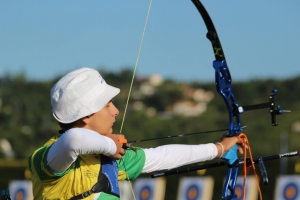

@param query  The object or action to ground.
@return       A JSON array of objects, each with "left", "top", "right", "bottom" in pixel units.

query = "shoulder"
[
  {"left": 63, "top": 128, "right": 100, "bottom": 139},
  {"left": 28, "top": 145, "right": 52, "bottom": 174}
]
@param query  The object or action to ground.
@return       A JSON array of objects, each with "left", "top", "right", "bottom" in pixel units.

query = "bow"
[
  {"left": 188, "top": 1, "right": 292, "bottom": 198},
  {"left": 150, "top": 1, "right": 290, "bottom": 199},
  {"left": 191, "top": 1, "right": 244, "bottom": 198},
  {"left": 117, "top": 1, "right": 292, "bottom": 199}
]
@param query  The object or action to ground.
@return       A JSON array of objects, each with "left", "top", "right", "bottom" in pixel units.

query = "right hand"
[{"left": 106, "top": 133, "right": 126, "bottom": 159}]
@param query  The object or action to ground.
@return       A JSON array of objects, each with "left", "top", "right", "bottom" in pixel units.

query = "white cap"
[{"left": 51, "top": 67, "right": 120, "bottom": 123}]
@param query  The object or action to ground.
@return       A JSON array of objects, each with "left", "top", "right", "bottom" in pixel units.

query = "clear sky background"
[{"left": 1, "top": 0, "right": 299, "bottom": 82}]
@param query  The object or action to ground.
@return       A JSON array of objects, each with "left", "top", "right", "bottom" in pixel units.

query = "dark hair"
[{"left": 58, "top": 121, "right": 77, "bottom": 131}]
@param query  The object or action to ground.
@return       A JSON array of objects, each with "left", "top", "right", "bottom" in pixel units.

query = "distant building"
[
  {"left": 133, "top": 74, "right": 214, "bottom": 117},
  {"left": 173, "top": 101, "right": 207, "bottom": 117},
  {"left": 172, "top": 88, "right": 214, "bottom": 116}
]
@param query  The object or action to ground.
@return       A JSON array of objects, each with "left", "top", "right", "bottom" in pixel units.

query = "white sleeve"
[
  {"left": 47, "top": 128, "right": 117, "bottom": 173},
  {"left": 141, "top": 143, "right": 217, "bottom": 173}
]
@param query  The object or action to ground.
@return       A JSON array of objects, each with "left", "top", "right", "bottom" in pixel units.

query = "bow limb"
[{"left": 191, "top": 1, "right": 242, "bottom": 199}]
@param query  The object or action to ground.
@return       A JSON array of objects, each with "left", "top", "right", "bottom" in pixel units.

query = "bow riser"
[{"left": 213, "top": 60, "right": 242, "bottom": 136}]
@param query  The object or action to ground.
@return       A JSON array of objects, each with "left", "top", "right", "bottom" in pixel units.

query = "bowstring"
[
  {"left": 119, "top": 1, "right": 153, "bottom": 199},
  {"left": 119, "top": 0, "right": 153, "bottom": 134}
]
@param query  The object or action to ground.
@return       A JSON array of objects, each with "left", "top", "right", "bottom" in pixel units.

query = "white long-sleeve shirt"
[{"left": 47, "top": 128, "right": 218, "bottom": 173}]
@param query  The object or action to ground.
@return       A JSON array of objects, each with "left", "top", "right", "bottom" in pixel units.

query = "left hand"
[{"left": 216, "top": 136, "right": 247, "bottom": 157}]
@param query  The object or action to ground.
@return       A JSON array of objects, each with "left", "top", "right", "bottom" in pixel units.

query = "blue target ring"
[
  {"left": 234, "top": 184, "right": 244, "bottom": 200},
  {"left": 14, "top": 188, "right": 26, "bottom": 200},
  {"left": 282, "top": 182, "right": 299, "bottom": 200},
  {"left": 138, "top": 185, "right": 152, "bottom": 200},
  {"left": 185, "top": 184, "right": 201, "bottom": 200}
]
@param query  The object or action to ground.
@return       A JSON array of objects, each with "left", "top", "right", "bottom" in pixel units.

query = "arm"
[
  {"left": 142, "top": 143, "right": 217, "bottom": 173},
  {"left": 141, "top": 136, "right": 240, "bottom": 173},
  {"left": 47, "top": 128, "right": 117, "bottom": 173}
]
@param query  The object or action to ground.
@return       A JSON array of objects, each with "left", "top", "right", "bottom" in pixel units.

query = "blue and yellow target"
[
  {"left": 13, "top": 188, "right": 26, "bottom": 200},
  {"left": 138, "top": 185, "right": 153, "bottom": 200},
  {"left": 234, "top": 184, "right": 244, "bottom": 200},
  {"left": 282, "top": 182, "right": 299, "bottom": 200},
  {"left": 184, "top": 184, "right": 201, "bottom": 200}
]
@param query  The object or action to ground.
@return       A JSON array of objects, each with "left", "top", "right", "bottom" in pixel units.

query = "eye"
[{"left": 107, "top": 100, "right": 113, "bottom": 107}]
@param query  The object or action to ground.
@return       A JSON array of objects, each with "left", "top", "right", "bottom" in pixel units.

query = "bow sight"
[{"left": 233, "top": 89, "right": 291, "bottom": 126}]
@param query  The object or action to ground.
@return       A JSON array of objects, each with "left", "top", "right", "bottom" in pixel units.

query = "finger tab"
[{"left": 118, "top": 138, "right": 127, "bottom": 143}]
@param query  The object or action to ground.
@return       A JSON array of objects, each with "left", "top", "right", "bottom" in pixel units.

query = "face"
[{"left": 85, "top": 101, "right": 119, "bottom": 136}]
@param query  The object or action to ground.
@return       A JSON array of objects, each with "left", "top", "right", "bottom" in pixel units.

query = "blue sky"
[{"left": 1, "top": 0, "right": 300, "bottom": 82}]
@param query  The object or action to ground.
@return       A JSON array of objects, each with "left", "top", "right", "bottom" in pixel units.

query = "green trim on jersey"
[
  {"left": 117, "top": 147, "right": 145, "bottom": 180},
  {"left": 97, "top": 148, "right": 145, "bottom": 200}
]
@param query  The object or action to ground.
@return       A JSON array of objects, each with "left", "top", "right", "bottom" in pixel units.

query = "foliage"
[
  {"left": 1, "top": 69, "right": 300, "bottom": 199},
  {"left": 0, "top": 69, "right": 299, "bottom": 158}
]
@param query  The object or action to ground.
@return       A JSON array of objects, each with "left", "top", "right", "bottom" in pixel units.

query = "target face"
[
  {"left": 138, "top": 185, "right": 153, "bottom": 200},
  {"left": 282, "top": 183, "right": 299, "bottom": 200},
  {"left": 14, "top": 188, "right": 26, "bottom": 200},
  {"left": 184, "top": 184, "right": 201, "bottom": 200},
  {"left": 234, "top": 184, "right": 244, "bottom": 200}
]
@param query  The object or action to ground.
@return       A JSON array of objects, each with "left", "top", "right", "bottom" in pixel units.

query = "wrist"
[
  {"left": 103, "top": 136, "right": 118, "bottom": 156},
  {"left": 215, "top": 142, "right": 224, "bottom": 158}
]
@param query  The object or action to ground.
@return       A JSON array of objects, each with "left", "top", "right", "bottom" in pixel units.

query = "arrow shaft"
[{"left": 127, "top": 128, "right": 229, "bottom": 144}]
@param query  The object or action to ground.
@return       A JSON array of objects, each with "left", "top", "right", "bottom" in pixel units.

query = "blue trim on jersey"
[{"left": 100, "top": 155, "right": 120, "bottom": 197}]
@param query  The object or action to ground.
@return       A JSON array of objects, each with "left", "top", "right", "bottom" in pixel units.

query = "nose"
[
  {"left": 112, "top": 103, "right": 119, "bottom": 116},
  {"left": 115, "top": 108, "right": 119, "bottom": 116}
]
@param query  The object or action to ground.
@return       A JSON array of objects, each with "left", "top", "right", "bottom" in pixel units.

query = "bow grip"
[{"left": 222, "top": 144, "right": 238, "bottom": 165}]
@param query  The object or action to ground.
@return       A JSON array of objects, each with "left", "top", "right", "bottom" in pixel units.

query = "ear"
[
  {"left": 74, "top": 114, "right": 94, "bottom": 128},
  {"left": 81, "top": 115, "right": 91, "bottom": 124},
  {"left": 73, "top": 117, "right": 89, "bottom": 128}
]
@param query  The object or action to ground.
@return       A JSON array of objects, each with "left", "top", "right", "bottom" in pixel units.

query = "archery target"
[
  {"left": 14, "top": 188, "right": 26, "bottom": 200},
  {"left": 9, "top": 180, "right": 33, "bottom": 200},
  {"left": 177, "top": 176, "right": 214, "bottom": 200},
  {"left": 223, "top": 176, "right": 257, "bottom": 200},
  {"left": 275, "top": 175, "right": 300, "bottom": 200},
  {"left": 184, "top": 184, "right": 201, "bottom": 200},
  {"left": 283, "top": 183, "right": 298, "bottom": 200},
  {"left": 234, "top": 183, "right": 244, "bottom": 200},
  {"left": 138, "top": 185, "right": 152, "bottom": 200},
  {"left": 133, "top": 177, "right": 166, "bottom": 200}
]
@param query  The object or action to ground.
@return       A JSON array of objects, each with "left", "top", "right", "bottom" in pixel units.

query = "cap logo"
[{"left": 99, "top": 75, "right": 104, "bottom": 84}]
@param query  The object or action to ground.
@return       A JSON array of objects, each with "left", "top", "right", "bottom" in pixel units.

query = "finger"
[
  {"left": 120, "top": 149, "right": 126, "bottom": 156},
  {"left": 238, "top": 146, "right": 244, "bottom": 154},
  {"left": 116, "top": 134, "right": 125, "bottom": 139},
  {"left": 118, "top": 138, "right": 127, "bottom": 144},
  {"left": 236, "top": 136, "right": 245, "bottom": 144},
  {"left": 245, "top": 144, "right": 249, "bottom": 150}
]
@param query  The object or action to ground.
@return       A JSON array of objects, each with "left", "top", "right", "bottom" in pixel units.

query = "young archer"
[{"left": 28, "top": 67, "right": 242, "bottom": 199}]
